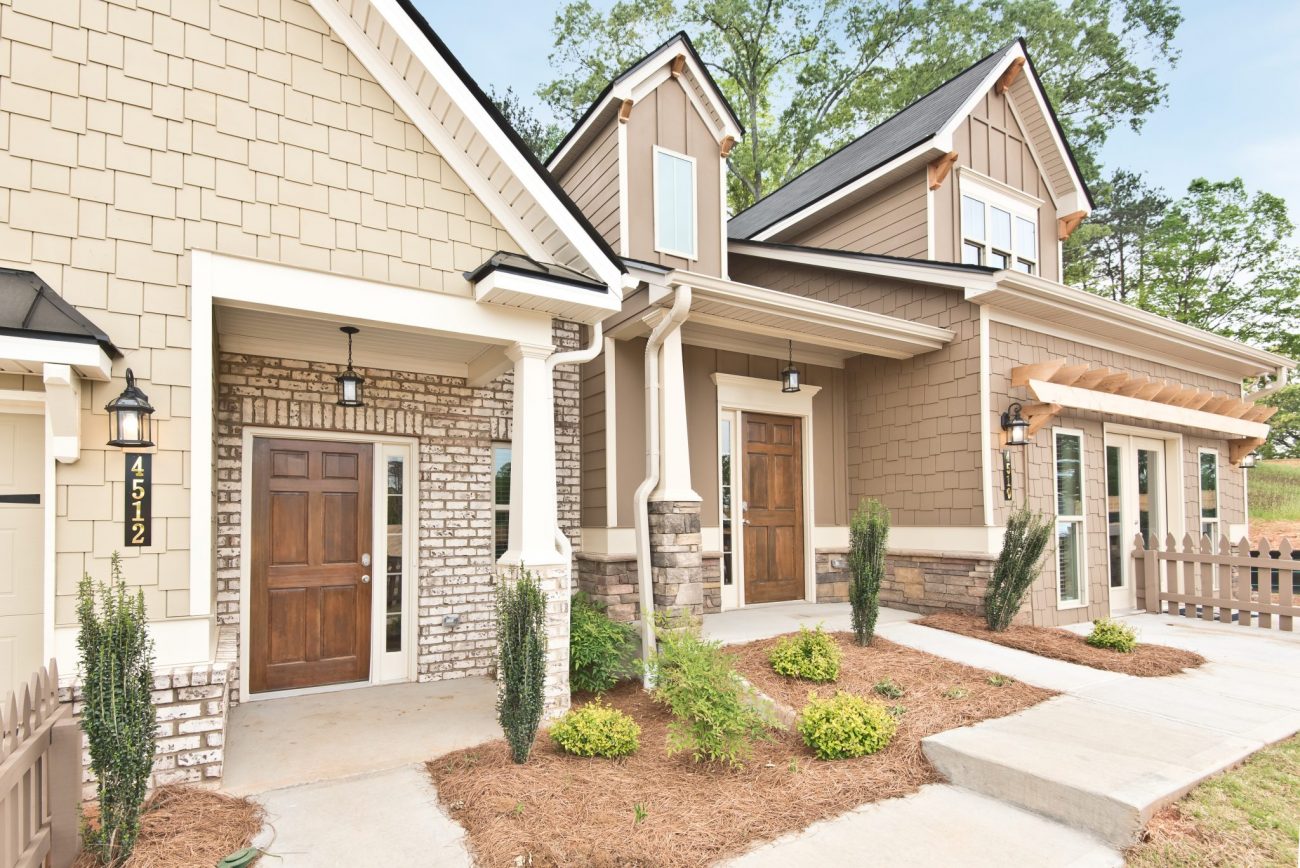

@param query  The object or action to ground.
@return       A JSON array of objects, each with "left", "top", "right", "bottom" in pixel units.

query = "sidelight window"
[
  {"left": 1054, "top": 429, "right": 1086, "bottom": 606},
  {"left": 385, "top": 455, "right": 404, "bottom": 653},
  {"left": 719, "top": 416, "right": 734, "bottom": 586},
  {"left": 493, "top": 443, "right": 511, "bottom": 558},
  {"left": 1199, "top": 449, "right": 1219, "bottom": 544}
]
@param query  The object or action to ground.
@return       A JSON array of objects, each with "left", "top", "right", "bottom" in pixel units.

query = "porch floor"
[
  {"left": 221, "top": 677, "right": 497, "bottom": 796},
  {"left": 701, "top": 601, "right": 920, "bottom": 645}
]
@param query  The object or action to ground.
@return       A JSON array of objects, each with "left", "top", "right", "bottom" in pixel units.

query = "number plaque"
[{"left": 125, "top": 453, "right": 151, "bottom": 547}]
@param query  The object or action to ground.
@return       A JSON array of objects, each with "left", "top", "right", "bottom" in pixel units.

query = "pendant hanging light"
[
  {"left": 336, "top": 326, "right": 365, "bottom": 407},
  {"left": 780, "top": 340, "right": 800, "bottom": 393}
]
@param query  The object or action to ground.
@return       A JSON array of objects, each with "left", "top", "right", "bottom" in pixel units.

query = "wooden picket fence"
[
  {"left": 1, "top": 660, "right": 79, "bottom": 868},
  {"left": 1134, "top": 534, "right": 1299, "bottom": 631}
]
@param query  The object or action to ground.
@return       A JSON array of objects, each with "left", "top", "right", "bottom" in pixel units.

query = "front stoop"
[{"left": 921, "top": 695, "right": 1262, "bottom": 847}]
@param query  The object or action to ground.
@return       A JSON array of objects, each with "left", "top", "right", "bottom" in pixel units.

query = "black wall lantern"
[
  {"left": 105, "top": 368, "right": 155, "bottom": 448},
  {"left": 780, "top": 340, "right": 801, "bottom": 393},
  {"left": 336, "top": 326, "right": 365, "bottom": 407},
  {"left": 1001, "top": 402, "right": 1030, "bottom": 447},
  {"left": 1240, "top": 451, "right": 1259, "bottom": 469}
]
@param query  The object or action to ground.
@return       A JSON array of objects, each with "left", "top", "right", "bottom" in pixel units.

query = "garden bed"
[
  {"left": 74, "top": 786, "right": 264, "bottom": 868},
  {"left": 427, "top": 632, "right": 1051, "bottom": 867},
  {"left": 916, "top": 612, "right": 1205, "bottom": 676}
]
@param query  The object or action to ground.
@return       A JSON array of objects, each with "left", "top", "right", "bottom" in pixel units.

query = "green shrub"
[
  {"left": 984, "top": 505, "right": 1053, "bottom": 631},
  {"left": 77, "top": 553, "right": 157, "bottom": 866},
  {"left": 872, "top": 677, "right": 904, "bottom": 699},
  {"left": 1086, "top": 618, "right": 1138, "bottom": 653},
  {"left": 550, "top": 699, "right": 641, "bottom": 758},
  {"left": 797, "top": 692, "right": 898, "bottom": 760},
  {"left": 569, "top": 592, "right": 636, "bottom": 694},
  {"left": 497, "top": 567, "right": 548, "bottom": 763},
  {"left": 849, "top": 499, "right": 890, "bottom": 645},
  {"left": 769, "top": 625, "right": 841, "bottom": 682},
  {"left": 648, "top": 615, "right": 775, "bottom": 766}
]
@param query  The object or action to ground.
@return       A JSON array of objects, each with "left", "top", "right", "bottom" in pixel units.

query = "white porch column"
[
  {"left": 499, "top": 341, "right": 562, "bottom": 568},
  {"left": 648, "top": 311, "right": 699, "bottom": 503}
]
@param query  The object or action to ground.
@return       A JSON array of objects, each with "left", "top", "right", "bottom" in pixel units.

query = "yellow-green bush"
[
  {"left": 797, "top": 692, "right": 897, "bottom": 760},
  {"left": 769, "top": 625, "right": 841, "bottom": 682},
  {"left": 1085, "top": 618, "right": 1137, "bottom": 653},
  {"left": 550, "top": 699, "right": 641, "bottom": 758}
]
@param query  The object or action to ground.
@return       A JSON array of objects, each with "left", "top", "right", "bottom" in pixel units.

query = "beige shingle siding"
[
  {"left": 0, "top": 0, "right": 522, "bottom": 623},
  {"left": 785, "top": 170, "right": 929, "bottom": 259},
  {"left": 555, "top": 120, "right": 620, "bottom": 252}
]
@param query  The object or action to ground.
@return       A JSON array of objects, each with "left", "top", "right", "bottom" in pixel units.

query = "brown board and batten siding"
[
  {"left": 625, "top": 79, "right": 725, "bottom": 277},
  {"left": 579, "top": 355, "right": 609, "bottom": 528},
  {"left": 554, "top": 120, "right": 622, "bottom": 252},
  {"left": 987, "top": 320, "right": 1247, "bottom": 625},
  {"left": 783, "top": 170, "right": 930, "bottom": 259},
  {"left": 933, "top": 87, "right": 1060, "bottom": 281}
]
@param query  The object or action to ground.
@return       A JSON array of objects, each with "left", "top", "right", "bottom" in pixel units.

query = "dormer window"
[
  {"left": 654, "top": 146, "right": 697, "bottom": 259},
  {"left": 960, "top": 180, "right": 1039, "bottom": 274}
]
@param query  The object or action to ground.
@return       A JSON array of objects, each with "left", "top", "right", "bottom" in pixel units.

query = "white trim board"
[{"left": 1028, "top": 379, "right": 1270, "bottom": 440}]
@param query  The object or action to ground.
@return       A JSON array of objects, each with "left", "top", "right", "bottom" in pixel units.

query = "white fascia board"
[
  {"left": 614, "top": 42, "right": 742, "bottom": 142},
  {"left": 1027, "top": 378, "right": 1270, "bottom": 440},
  {"left": 728, "top": 240, "right": 996, "bottom": 292},
  {"left": 473, "top": 268, "right": 622, "bottom": 323},
  {"left": 319, "top": 0, "right": 623, "bottom": 290},
  {"left": 0, "top": 335, "right": 112, "bottom": 381}
]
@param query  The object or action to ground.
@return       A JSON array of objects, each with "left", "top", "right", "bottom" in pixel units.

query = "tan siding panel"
[{"left": 786, "top": 171, "right": 928, "bottom": 259}]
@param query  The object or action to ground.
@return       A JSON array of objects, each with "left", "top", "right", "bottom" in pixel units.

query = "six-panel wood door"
[
  {"left": 250, "top": 438, "right": 372, "bottom": 693},
  {"left": 742, "top": 413, "right": 805, "bottom": 604}
]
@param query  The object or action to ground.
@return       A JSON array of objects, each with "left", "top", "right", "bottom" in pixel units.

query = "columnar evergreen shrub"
[
  {"left": 496, "top": 567, "right": 548, "bottom": 764},
  {"left": 648, "top": 614, "right": 774, "bottom": 766},
  {"left": 77, "top": 552, "right": 157, "bottom": 866},
  {"left": 1086, "top": 618, "right": 1138, "bottom": 653},
  {"left": 569, "top": 592, "right": 635, "bottom": 693},
  {"left": 797, "top": 692, "right": 897, "bottom": 760},
  {"left": 768, "top": 625, "right": 841, "bottom": 682},
  {"left": 550, "top": 699, "right": 641, "bottom": 757},
  {"left": 849, "top": 499, "right": 890, "bottom": 645},
  {"left": 984, "top": 506, "right": 1053, "bottom": 631}
]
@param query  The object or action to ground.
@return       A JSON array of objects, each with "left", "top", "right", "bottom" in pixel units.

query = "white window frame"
[
  {"left": 1053, "top": 427, "right": 1088, "bottom": 609},
  {"left": 493, "top": 442, "right": 511, "bottom": 560},
  {"left": 1198, "top": 448, "right": 1220, "bottom": 545},
  {"left": 717, "top": 411, "right": 740, "bottom": 611},
  {"left": 959, "top": 176, "right": 1040, "bottom": 274},
  {"left": 653, "top": 145, "right": 698, "bottom": 260}
]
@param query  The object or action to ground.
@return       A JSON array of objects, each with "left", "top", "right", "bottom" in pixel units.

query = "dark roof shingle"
[{"left": 0, "top": 268, "right": 120, "bottom": 356}]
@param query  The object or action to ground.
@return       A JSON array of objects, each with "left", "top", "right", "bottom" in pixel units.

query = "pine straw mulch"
[
  {"left": 427, "top": 633, "right": 1052, "bottom": 868},
  {"left": 73, "top": 786, "right": 264, "bottom": 868},
  {"left": 917, "top": 611, "right": 1206, "bottom": 677}
]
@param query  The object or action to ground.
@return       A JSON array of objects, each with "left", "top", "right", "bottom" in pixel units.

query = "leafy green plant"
[
  {"left": 633, "top": 803, "right": 648, "bottom": 825},
  {"left": 77, "top": 553, "right": 157, "bottom": 866},
  {"left": 943, "top": 686, "right": 969, "bottom": 700},
  {"left": 849, "top": 499, "right": 890, "bottom": 645},
  {"left": 797, "top": 692, "right": 898, "bottom": 760},
  {"left": 497, "top": 567, "right": 548, "bottom": 763},
  {"left": 768, "top": 625, "right": 841, "bottom": 682},
  {"left": 984, "top": 505, "right": 1053, "bottom": 631},
  {"left": 1086, "top": 618, "right": 1138, "bottom": 653},
  {"left": 647, "top": 614, "right": 775, "bottom": 766},
  {"left": 569, "top": 592, "right": 636, "bottom": 694},
  {"left": 550, "top": 699, "right": 641, "bottom": 758},
  {"left": 872, "top": 677, "right": 904, "bottom": 699},
  {"left": 886, "top": 705, "right": 907, "bottom": 718},
  {"left": 986, "top": 674, "right": 1013, "bottom": 687}
]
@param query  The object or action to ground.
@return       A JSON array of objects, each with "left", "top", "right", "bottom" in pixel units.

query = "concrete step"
[
  {"left": 724, "top": 783, "right": 1120, "bottom": 867},
  {"left": 921, "top": 695, "right": 1261, "bottom": 847}
]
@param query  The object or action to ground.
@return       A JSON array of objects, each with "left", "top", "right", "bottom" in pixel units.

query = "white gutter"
[
  {"left": 547, "top": 322, "right": 604, "bottom": 566},
  {"left": 633, "top": 286, "right": 692, "bottom": 687}
]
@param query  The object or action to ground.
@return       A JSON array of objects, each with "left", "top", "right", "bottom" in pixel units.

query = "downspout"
[
  {"left": 634, "top": 286, "right": 692, "bottom": 688},
  {"left": 547, "top": 321, "right": 604, "bottom": 566}
]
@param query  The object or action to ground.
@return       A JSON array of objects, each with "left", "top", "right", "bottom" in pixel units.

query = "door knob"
[{"left": 361, "top": 575, "right": 371, "bottom": 584}]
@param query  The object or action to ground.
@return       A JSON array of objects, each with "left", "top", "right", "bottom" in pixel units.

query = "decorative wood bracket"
[
  {"left": 995, "top": 57, "right": 1026, "bottom": 95},
  {"left": 618, "top": 99, "right": 634, "bottom": 123},
  {"left": 720, "top": 135, "right": 736, "bottom": 159},
  {"left": 1057, "top": 210, "right": 1087, "bottom": 240},
  {"left": 1229, "top": 437, "right": 1265, "bottom": 466},
  {"left": 670, "top": 54, "right": 686, "bottom": 78},
  {"left": 927, "top": 151, "right": 959, "bottom": 191}
]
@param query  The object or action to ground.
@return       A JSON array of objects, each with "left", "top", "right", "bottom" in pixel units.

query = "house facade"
[{"left": 0, "top": 2, "right": 1290, "bottom": 790}]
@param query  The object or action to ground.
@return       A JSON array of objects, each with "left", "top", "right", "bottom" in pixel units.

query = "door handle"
[
  {"left": 361, "top": 553, "right": 372, "bottom": 567},
  {"left": 361, "top": 575, "right": 371, "bottom": 584}
]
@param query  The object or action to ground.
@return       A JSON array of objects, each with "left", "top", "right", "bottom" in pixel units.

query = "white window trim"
[
  {"left": 653, "top": 145, "right": 699, "bottom": 260},
  {"left": 1053, "top": 426, "right": 1088, "bottom": 609},
  {"left": 493, "top": 441, "right": 511, "bottom": 559},
  {"left": 717, "top": 411, "right": 740, "bottom": 611},
  {"left": 960, "top": 175, "right": 1040, "bottom": 274},
  {"left": 1198, "top": 447, "right": 1220, "bottom": 544}
]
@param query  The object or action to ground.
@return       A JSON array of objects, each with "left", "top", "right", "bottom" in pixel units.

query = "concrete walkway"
[{"left": 702, "top": 600, "right": 918, "bottom": 644}]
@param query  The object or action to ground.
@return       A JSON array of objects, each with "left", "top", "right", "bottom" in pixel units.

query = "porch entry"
[
  {"left": 250, "top": 438, "right": 373, "bottom": 694},
  {"left": 1104, "top": 433, "right": 1168, "bottom": 612},
  {"left": 0, "top": 412, "right": 44, "bottom": 698},
  {"left": 742, "top": 413, "right": 805, "bottom": 604}
]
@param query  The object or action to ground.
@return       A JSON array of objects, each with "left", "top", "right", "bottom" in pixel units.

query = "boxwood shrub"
[
  {"left": 550, "top": 699, "right": 641, "bottom": 758},
  {"left": 1085, "top": 618, "right": 1137, "bottom": 653},
  {"left": 797, "top": 691, "right": 898, "bottom": 760},
  {"left": 769, "top": 625, "right": 841, "bottom": 682}
]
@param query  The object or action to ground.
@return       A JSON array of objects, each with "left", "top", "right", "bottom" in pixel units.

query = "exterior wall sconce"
[
  {"left": 1240, "top": 451, "right": 1259, "bottom": 469},
  {"left": 1001, "top": 402, "right": 1030, "bottom": 446},
  {"left": 336, "top": 325, "right": 365, "bottom": 407},
  {"left": 105, "top": 368, "right": 155, "bottom": 448},
  {"left": 780, "top": 340, "right": 800, "bottom": 393}
]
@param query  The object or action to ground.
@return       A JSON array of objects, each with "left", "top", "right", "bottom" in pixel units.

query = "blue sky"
[{"left": 421, "top": 0, "right": 1300, "bottom": 226}]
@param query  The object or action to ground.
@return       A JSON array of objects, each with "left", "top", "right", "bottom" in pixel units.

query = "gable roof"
[
  {"left": 309, "top": 0, "right": 624, "bottom": 286},
  {"left": 728, "top": 38, "right": 1092, "bottom": 241},
  {"left": 546, "top": 31, "right": 744, "bottom": 176},
  {"left": 0, "top": 268, "right": 120, "bottom": 357}
]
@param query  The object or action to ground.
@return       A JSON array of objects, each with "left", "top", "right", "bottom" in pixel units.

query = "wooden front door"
[
  {"left": 742, "top": 413, "right": 805, "bottom": 604},
  {"left": 250, "top": 438, "right": 372, "bottom": 694}
]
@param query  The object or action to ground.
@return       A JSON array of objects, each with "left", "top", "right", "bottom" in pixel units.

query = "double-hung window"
[
  {"left": 1199, "top": 450, "right": 1219, "bottom": 544},
  {"left": 1054, "top": 429, "right": 1086, "bottom": 606},
  {"left": 654, "top": 146, "right": 697, "bottom": 259},
  {"left": 493, "top": 443, "right": 511, "bottom": 558},
  {"left": 960, "top": 182, "right": 1039, "bottom": 273}
]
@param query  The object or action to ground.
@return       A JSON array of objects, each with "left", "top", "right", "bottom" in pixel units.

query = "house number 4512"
[{"left": 125, "top": 453, "right": 152, "bottom": 547}]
